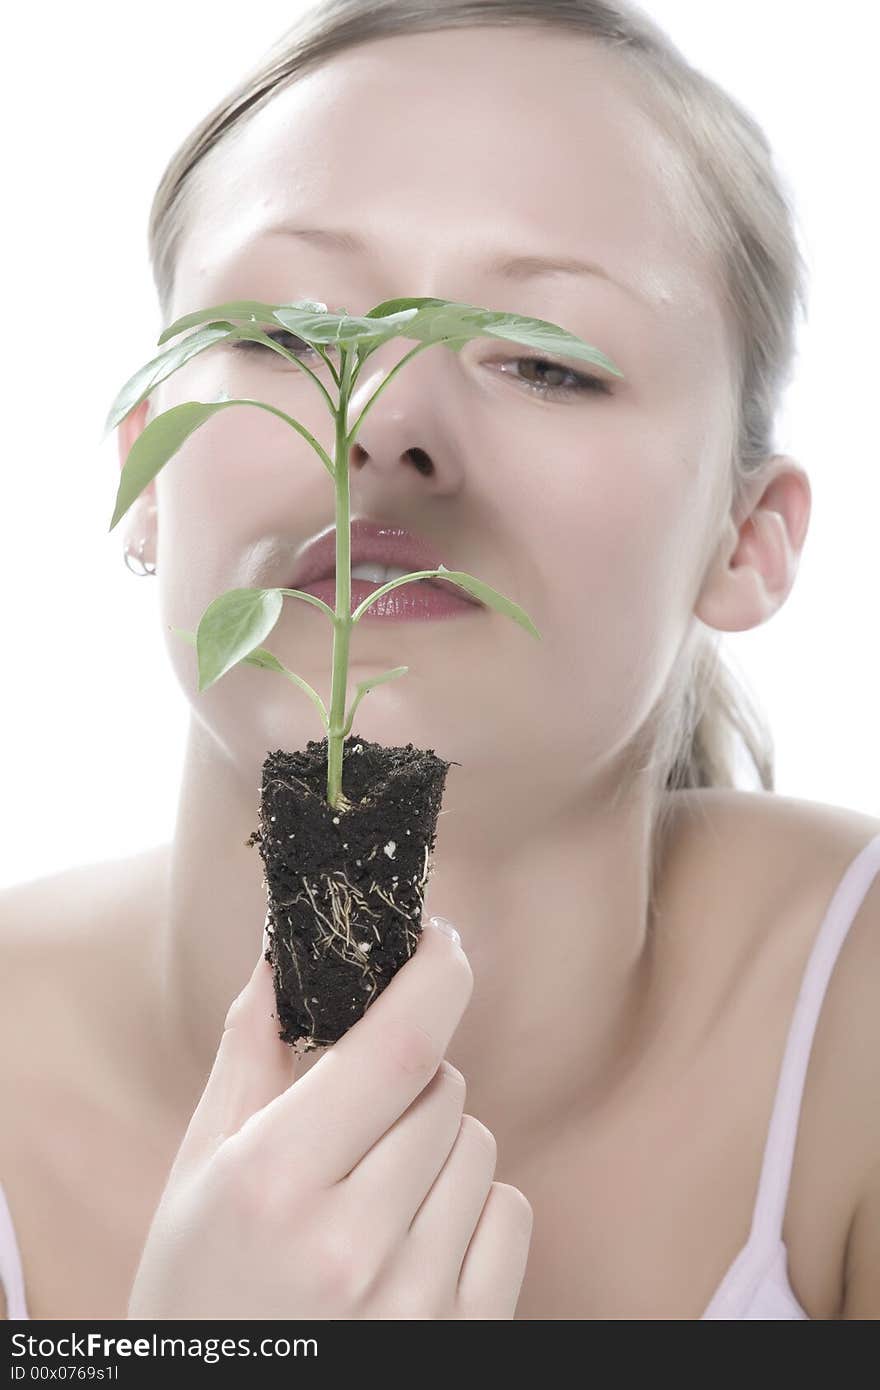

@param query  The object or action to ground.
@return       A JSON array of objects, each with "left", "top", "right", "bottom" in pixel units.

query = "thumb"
[{"left": 171, "top": 930, "right": 301, "bottom": 1179}]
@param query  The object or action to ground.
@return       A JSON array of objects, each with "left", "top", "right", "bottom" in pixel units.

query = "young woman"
[{"left": 2, "top": 1, "right": 878, "bottom": 1321}]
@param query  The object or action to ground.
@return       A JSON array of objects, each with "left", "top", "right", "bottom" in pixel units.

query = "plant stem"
[{"left": 326, "top": 350, "right": 355, "bottom": 809}]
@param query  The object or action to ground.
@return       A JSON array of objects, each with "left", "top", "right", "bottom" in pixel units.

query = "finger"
[
  {"left": 406, "top": 1114, "right": 497, "bottom": 1272},
  {"left": 171, "top": 931, "right": 301, "bottom": 1179},
  {"left": 456, "top": 1183, "right": 534, "bottom": 1319},
  {"left": 245, "top": 920, "right": 473, "bottom": 1185},
  {"left": 338, "top": 1061, "right": 466, "bottom": 1254}
]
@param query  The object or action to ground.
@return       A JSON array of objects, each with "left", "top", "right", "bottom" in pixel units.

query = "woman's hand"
[{"left": 126, "top": 920, "right": 533, "bottom": 1320}]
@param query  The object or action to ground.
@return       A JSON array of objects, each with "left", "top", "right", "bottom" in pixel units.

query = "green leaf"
[
  {"left": 108, "top": 399, "right": 241, "bottom": 531},
  {"left": 271, "top": 302, "right": 419, "bottom": 351},
  {"left": 171, "top": 626, "right": 329, "bottom": 729},
  {"left": 195, "top": 588, "right": 284, "bottom": 692},
  {"left": 110, "top": 386, "right": 341, "bottom": 532},
  {"left": 239, "top": 649, "right": 330, "bottom": 730},
  {"left": 156, "top": 299, "right": 313, "bottom": 346},
  {"left": 276, "top": 586, "right": 339, "bottom": 624},
  {"left": 342, "top": 666, "right": 409, "bottom": 739},
  {"left": 158, "top": 296, "right": 419, "bottom": 354},
  {"left": 101, "top": 322, "right": 239, "bottom": 440},
  {"left": 153, "top": 295, "right": 622, "bottom": 378},
  {"left": 432, "top": 565, "right": 541, "bottom": 638},
  {"left": 173, "top": 624, "right": 281, "bottom": 668},
  {"left": 103, "top": 306, "right": 335, "bottom": 446},
  {"left": 349, "top": 569, "right": 433, "bottom": 623},
  {"left": 355, "top": 297, "right": 624, "bottom": 378},
  {"left": 348, "top": 565, "right": 540, "bottom": 638}
]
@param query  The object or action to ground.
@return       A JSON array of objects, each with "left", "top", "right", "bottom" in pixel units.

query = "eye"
[
  {"left": 498, "top": 356, "right": 613, "bottom": 401},
  {"left": 231, "top": 328, "right": 339, "bottom": 361}
]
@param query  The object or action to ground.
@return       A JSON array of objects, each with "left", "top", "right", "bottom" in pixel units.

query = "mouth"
[
  {"left": 305, "top": 567, "right": 482, "bottom": 604},
  {"left": 294, "top": 571, "right": 484, "bottom": 622},
  {"left": 289, "top": 520, "right": 485, "bottom": 608}
]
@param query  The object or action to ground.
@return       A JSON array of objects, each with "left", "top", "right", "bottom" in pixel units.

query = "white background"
[{"left": 1, "top": 2, "right": 877, "bottom": 890}]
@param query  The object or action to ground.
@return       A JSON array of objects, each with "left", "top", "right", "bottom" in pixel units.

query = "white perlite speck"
[
  {"left": 332, "top": 816, "right": 340, "bottom": 824},
  {"left": 383, "top": 840, "right": 397, "bottom": 859}
]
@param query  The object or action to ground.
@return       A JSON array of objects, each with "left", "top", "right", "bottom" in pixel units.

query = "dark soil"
[{"left": 246, "top": 732, "right": 456, "bottom": 1054}]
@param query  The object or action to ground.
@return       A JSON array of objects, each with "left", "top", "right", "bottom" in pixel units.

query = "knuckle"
[
  {"left": 383, "top": 1017, "right": 441, "bottom": 1080},
  {"left": 222, "top": 987, "right": 249, "bottom": 1036},
  {"left": 459, "top": 1113, "right": 497, "bottom": 1163},
  {"left": 313, "top": 1223, "right": 371, "bottom": 1304},
  {"left": 212, "top": 1131, "right": 302, "bottom": 1226},
  {"left": 387, "top": 1283, "right": 434, "bottom": 1320},
  {"left": 211, "top": 1138, "right": 269, "bottom": 1219}
]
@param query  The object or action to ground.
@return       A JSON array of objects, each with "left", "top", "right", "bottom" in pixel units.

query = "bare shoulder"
[
  {"left": 0, "top": 844, "right": 168, "bottom": 951},
  {"left": 0, "top": 847, "right": 173, "bottom": 1321},
  {"left": 0, "top": 847, "right": 165, "bottom": 932},
  {"left": 0, "top": 845, "right": 170, "bottom": 1074},
  {"left": 683, "top": 787, "right": 880, "bottom": 1315},
  {"left": 685, "top": 783, "right": 880, "bottom": 1018},
  {"left": 679, "top": 788, "right": 880, "bottom": 1093},
  {"left": 669, "top": 784, "right": 880, "bottom": 880},
  {"left": 657, "top": 784, "right": 880, "bottom": 985}
]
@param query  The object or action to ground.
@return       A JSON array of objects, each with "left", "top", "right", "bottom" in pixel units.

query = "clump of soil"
[{"left": 246, "top": 732, "right": 457, "bottom": 1055}]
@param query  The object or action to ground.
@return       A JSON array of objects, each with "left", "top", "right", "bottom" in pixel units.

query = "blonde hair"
[{"left": 146, "top": 0, "right": 809, "bottom": 865}]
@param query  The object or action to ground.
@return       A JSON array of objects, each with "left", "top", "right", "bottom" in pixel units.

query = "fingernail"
[{"left": 428, "top": 916, "right": 461, "bottom": 947}]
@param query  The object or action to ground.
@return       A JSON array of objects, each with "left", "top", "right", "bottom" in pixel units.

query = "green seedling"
[{"left": 106, "top": 296, "right": 624, "bottom": 810}]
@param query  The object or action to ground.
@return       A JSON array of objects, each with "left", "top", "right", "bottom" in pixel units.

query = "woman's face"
[{"left": 129, "top": 26, "right": 735, "bottom": 799}]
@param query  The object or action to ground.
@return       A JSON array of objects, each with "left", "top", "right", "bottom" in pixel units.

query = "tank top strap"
[
  {"left": 0, "top": 1177, "right": 29, "bottom": 1320},
  {"left": 750, "top": 829, "right": 880, "bottom": 1245}
]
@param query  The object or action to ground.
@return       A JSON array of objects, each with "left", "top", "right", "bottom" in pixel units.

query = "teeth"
[{"left": 349, "top": 563, "right": 413, "bottom": 584}]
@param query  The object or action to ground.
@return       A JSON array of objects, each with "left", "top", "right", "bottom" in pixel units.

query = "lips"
[{"left": 289, "top": 518, "right": 484, "bottom": 606}]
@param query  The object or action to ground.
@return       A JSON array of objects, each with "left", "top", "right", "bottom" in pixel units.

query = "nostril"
[{"left": 406, "top": 448, "right": 434, "bottom": 477}]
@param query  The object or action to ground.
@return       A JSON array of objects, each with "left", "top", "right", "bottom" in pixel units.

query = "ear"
[
  {"left": 117, "top": 396, "right": 158, "bottom": 523},
  {"left": 694, "top": 455, "right": 812, "bottom": 633}
]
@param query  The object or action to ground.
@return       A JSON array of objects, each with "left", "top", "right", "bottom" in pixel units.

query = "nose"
[{"left": 350, "top": 441, "right": 436, "bottom": 478}]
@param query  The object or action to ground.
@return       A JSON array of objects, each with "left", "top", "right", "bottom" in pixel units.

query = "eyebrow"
[{"left": 262, "top": 222, "right": 646, "bottom": 306}]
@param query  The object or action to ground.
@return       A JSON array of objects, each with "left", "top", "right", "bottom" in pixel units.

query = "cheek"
[
  {"left": 155, "top": 353, "right": 334, "bottom": 523},
  {"left": 543, "top": 443, "right": 695, "bottom": 604},
  {"left": 154, "top": 402, "right": 328, "bottom": 551},
  {"left": 533, "top": 442, "right": 703, "bottom": 713}
]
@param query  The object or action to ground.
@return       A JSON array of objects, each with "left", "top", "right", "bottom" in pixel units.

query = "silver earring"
[
  {"left": 123, "top": 503, "right": 157, "bottom": 576},
  {"left": 123, "top": 535, "right": 157, "bottom": 576}
]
